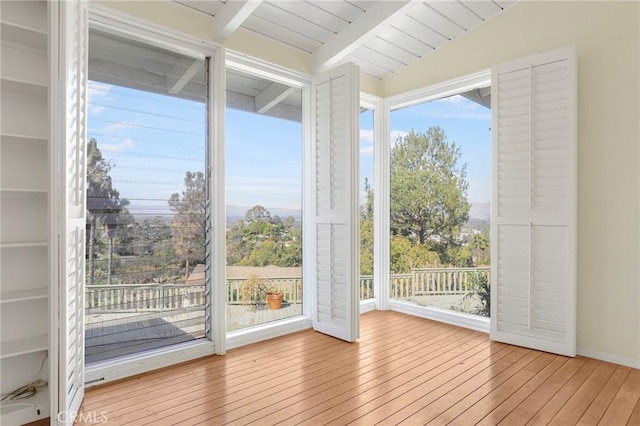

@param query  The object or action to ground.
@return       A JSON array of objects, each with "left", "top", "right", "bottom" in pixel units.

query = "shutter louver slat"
[{"left": 491, "top": 47, "right": 576, "bottom": 357}]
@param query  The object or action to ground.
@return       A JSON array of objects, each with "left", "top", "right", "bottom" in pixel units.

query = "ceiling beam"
[
  {"left": 311, "top": 0, "right": 414, "bottom": 72},
  {"left": 255, "top": 82, "right": 296, "bottom": 114},
  {"left": 89, "top": 59, "right": 205, "bottom": 102},
  {"left": 227, "top": 90, "right": 302, "bottom": 122},
  {"left": 461, "top": 87, "right": 491, "bottom": 109},
  {"left": 212, "top": 0, "right": 263, "bottom": 43},
  {"left": 166, "top": 57, "right": 201, "bottom": 95}
]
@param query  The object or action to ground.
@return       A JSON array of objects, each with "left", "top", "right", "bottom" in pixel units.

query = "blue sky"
[
  {"left": 88, "top": 81, "right": 206, "bottom": 216},
  {"left": 88, "top": 81, "right": 490, "bottom": 217},
  {"left": 226, "top": 108, "right": 302, "bottom": 210}
]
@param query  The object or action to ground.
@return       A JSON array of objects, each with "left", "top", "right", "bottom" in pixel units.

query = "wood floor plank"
[
  {"left": 627, "top": 398, "right": 640, "bottom": 425},
  {"left": 376, "top": 348, "right": 535, "bottom": 424},
  {"left": 474, "top": 355, "right": 569, "bottom": 425},
  {"left": 100, "top": 325, "right": 415, "bottom": 424},
  {"left": 321, "top": 343, "right": 515, "bottom": 426},
  {"left": 75, "top": 311, "right": 640, "bottom": 426},
  {"left": 549, "top": 361, "right": 618, "bottom": 425},
  {"left": 173, "top": 325, "right": 475, "bottom": 425},
  {"left": 236, "top": 332, "right": 491, "bottom": 425},
  {"left": 577, "top": 365, "right": 632, "bottom": 425},
  {"left": 525, "top": 358, "right": 601, "bottom": 425},
  {"left": 498, "top": 356, "right": 586, "bottom": 425},
  {"left": 599, "top": 369, "right": 640, "bottom": 425},
  {"left": 290, "top": 337, "right": 494, "bottom": 425},
  {"left": 423, "top": 351, "right": 550, "bottom": 425}
]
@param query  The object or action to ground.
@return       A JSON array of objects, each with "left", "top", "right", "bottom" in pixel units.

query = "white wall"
[{"left": 382, "top": 0, "right": 640, "bottom": 367}]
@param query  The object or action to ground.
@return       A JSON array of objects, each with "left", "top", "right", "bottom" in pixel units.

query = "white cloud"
[
  {"left": 101, "top": 137, "right": 134, "bottom": 153},
  {"left": 360, "top": 129, "right": 374, "bottom": 155}
]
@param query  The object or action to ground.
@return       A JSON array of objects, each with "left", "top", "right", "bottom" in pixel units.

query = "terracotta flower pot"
[{"left": 266, "top": 292, "right": 283, "bottom": 310}]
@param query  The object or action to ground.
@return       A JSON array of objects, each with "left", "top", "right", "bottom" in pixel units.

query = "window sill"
[
  {"left": 226, "top": 315, "right": 312, "bottom": 351},
  {"left": 390, "top": 299, "right": 489, "bottom": 333},
  {"left": 85, "top": 339, "right": 216, "bottom": 386}
]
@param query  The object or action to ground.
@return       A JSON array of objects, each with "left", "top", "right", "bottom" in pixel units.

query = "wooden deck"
[{"left": 78, "top": 311, "right": 640, "bottom": 425}]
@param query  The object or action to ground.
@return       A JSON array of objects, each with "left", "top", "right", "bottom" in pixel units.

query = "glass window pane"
[
  {"left": 86, "top": 28, "right": 208, "bottom": 364},
  {"left": 389, "top": 89, "right": 491, "bottom": 317},
  {"left": 360, "top": 108, "right": 374, "bottom": 300},
  {"left": 225, "top": 69, "right": 303, "bottom": 331}
]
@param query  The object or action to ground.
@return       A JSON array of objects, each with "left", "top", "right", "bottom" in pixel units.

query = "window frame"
[
  {"left": 224, "top": 51, "right": 313, "bottom": 350},
  {"left": 360, "top": 93, "right": 383, "bottom": 313},
  {"left": 84, "top": 4, "right": 222, "bottom": 385}
]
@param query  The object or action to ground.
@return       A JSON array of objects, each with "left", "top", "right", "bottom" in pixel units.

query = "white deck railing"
[{"left": 85, "top": 267, "right": 490, "bottom": 313}]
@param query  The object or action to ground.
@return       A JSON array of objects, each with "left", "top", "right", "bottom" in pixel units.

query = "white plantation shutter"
[
  {"left": 56, "top": 0, "right": 88, "bottom": 421},
  {"left": 490, "top": 47, "right": 577, "bottom": 356},
  {"left": 311, "top": 63, "right": 360, "bottom": 342}
]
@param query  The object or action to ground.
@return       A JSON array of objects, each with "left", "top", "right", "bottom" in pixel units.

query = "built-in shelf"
[
  {"left": 0, "top": 335, "right": 48, "bottom": 359},
  {"left": 1, "top": 191, "right": 48, "bottom": 243},
  {"left": 0, "top": 1, "right": 47, "bottom": 35},
  {"left": 1, "top": 40, "right": 47, "bottom": 87},
  {"left": 0, "top": 385, "right": 49, "bottom": 424},
  {"left": 0, "top": 288, "right": 48, "bottom": 304},
  {"left": 0, "top": 94, "right": 48, "bottom": 140},
  {"left": 0, "top": 241, "right": 48, "bottom": 249},
  {"left": 0, "top": 78, "right": 47, "bottom": 99},
  {"left": 0, "top": 188, "right": 47, "bottom": 194},
  {"left": 0, "top": 134, "right": 47, "bottom": 147},
  {"left": 1, "top": 135, "right": 48, "bottom": 192},
  {"left": 1, "top": 2, "right": 51, "bottom": 425},
  {"left": 0, "top": 22, "right": 47, "bottom": 51}
]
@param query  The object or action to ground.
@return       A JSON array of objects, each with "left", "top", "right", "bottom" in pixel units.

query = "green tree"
[
  {"left": 86, "top": 138, "right": 128, "bottom": 285},
  {"left": 168, "top": 171, "right": 206, "bottom": 280},
  {"left": 359, "top": 178, "right": 374, "bottom": 275},
  {"left": 390, "top": 235, "right": 440, "bottom": 274},
  {"left": 390, "top": 127, "right": 470, "bottom": 263},
  {"left": 226, "top": 205, "right": 302, "bottom": 267}
]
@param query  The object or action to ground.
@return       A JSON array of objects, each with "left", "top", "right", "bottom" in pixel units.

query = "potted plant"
[{"left": 266, "top": 287, "right": 283, "bottom": 310}]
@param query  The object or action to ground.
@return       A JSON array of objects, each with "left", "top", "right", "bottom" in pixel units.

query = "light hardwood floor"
[{"left": 78, "top": 311, "right": 640, "bottom": 425}]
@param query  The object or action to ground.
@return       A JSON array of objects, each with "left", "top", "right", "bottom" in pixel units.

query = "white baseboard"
[
  {"left": 360, "top": 299, "right": 376, "bottom": 314},
  {"left": 390, "top": 300, "right": 490, "bottom": 333},
  {"left": 577, "top": 347, "right": 640, "bottom": 369},
  {"left": 226, "top": 316, "right": 312, "bottom": 350}
]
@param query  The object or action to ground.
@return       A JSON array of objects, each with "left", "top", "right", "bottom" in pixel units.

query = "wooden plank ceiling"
[{"left": 175, "top": 0, "right": 517, "bottom": 79}]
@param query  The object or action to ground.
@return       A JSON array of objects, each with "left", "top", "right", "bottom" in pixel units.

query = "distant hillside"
[
  {"left": 226, "top": 205, "right": 302, "bottom": 221},
  {"left": 132, "top": 203, "right": 484, "bottom": 223},
  {"left": 469, "top": 202, "right": 490, "bottom": 219}
]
